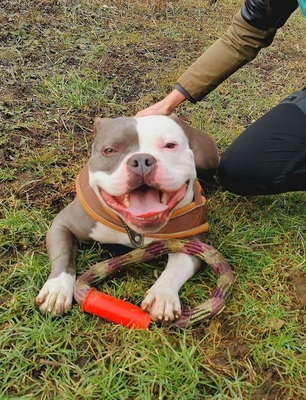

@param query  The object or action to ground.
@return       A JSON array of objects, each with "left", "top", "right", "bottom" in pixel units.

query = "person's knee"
[
  {"left": 217, "top": 153, "right": 247, "bottom": 195},
  {"left": 217, "top": 152, "right": 269, "bottom": 196}
]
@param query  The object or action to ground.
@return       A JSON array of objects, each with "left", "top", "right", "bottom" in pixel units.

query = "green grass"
[
  {"left": 1, "top": 0, "right": 306, "bottom": 399},
  {"left": 38, "top": 69, "right": 116, "bottom": 112}
]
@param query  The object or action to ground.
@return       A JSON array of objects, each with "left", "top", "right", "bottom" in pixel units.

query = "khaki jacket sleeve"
[{"left": 176, "top": 11, "right": 277, "bottom": 101}]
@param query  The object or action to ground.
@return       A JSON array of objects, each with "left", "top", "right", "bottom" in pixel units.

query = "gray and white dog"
[{"left": 36, "top": 115, "right": 219, "bottom": 322}]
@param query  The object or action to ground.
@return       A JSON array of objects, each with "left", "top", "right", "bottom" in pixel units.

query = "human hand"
[
  {"left": 135, "top": 100, "right": 171, "bottom": 117},
  {"left": 135, "top": 89, "right": 187, "bottom": 118}
]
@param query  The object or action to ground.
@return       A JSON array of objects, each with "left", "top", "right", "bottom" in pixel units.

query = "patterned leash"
[{"left": 74, "top": 239, "right": 234, "bottom": 329}]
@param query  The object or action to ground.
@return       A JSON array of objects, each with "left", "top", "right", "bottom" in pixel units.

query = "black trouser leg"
[{"left": 218, "top": 90, "right": 306, "bottom": 195}]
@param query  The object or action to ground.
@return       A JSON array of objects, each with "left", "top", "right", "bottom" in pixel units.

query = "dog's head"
[{"left": 89, "top": 115, "right": 219, "bottom": 233}]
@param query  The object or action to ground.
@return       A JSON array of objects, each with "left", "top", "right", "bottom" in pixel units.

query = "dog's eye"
[
  {"left": 164, "top": 142, "right": 177, "bottom": 149},
  {"left": 103, "top": 148, "right": 116, "bottom": 155}
]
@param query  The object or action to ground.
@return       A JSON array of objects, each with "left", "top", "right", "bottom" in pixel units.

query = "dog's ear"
[
  {"left": 169, "top": 115, "right": 219, "bottom": 182},
  {"left": 93, "top": 117, "right": 112, "bottom": 135}
]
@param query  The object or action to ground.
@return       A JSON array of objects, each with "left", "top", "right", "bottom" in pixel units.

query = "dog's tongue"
[{"left": 127, "top": 187, "right": 167, "bottom": 217}]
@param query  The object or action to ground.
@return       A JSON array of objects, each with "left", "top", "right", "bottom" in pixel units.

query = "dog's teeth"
[
  {"left": 149, "top": 213, "right": 162, "bottom": 221},
  {"left": 135, "top": 213, "right": 162, "bottom": 221},
  {"left": 123, "top": 194, "right": 130, "bottom": 207},
  {"left": 161, "top": 192, "right": 167, "bottom": 204}
]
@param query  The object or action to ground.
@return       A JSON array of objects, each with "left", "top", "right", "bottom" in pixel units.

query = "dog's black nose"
[{"left": 127, "top": 153, "right": 156, "bottom": 176}]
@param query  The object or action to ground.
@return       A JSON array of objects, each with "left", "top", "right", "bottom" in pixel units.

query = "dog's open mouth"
[{"left": 99, "top": 183, "right": 188, "bottom": 232}]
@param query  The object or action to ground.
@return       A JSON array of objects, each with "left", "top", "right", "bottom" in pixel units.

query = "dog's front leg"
[
  {"left": 141, "top": 252, "right": 201, "bottom": 323},
  {"left": 35, "top": 214, "right": 77, "bottom": 315}
]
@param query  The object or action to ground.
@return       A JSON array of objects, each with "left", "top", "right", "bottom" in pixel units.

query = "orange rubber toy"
[{"left": 81, "top": 288, "right": 151, "bottom": 329}]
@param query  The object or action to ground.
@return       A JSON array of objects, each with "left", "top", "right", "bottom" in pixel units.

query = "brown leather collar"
[{"left": 76, "top": 164, "right": 208, "bottom": 245}]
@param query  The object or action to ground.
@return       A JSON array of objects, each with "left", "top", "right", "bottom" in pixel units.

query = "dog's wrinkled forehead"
[{"left": 90, "top": 117, "right": 140, "bottom": 174}]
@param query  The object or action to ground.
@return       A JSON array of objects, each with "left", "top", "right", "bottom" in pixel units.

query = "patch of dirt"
[
  {"left": 251, "top": 367, "right": 284, "bottom": 400},
  {"left": 289, "top": 272, "right": 306, "bottom": 307}
]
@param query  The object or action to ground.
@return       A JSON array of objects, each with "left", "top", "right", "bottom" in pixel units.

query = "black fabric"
[
  {"left": 218, "top": 91, "right": 306, "bottom": 195},
  {"left": 241, "top": 0, "right": 298, "bottom": 30},
  {"left": 175, "top": 84, "right": 197, "bottom": 104}
]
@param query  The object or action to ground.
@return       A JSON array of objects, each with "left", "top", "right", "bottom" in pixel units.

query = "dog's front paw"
[
  {"left": 35, "top": 272, "right": 75, "bottom": 315},
  {"left": 141, "top": 286, "right": 181, "bottom": 323}
]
